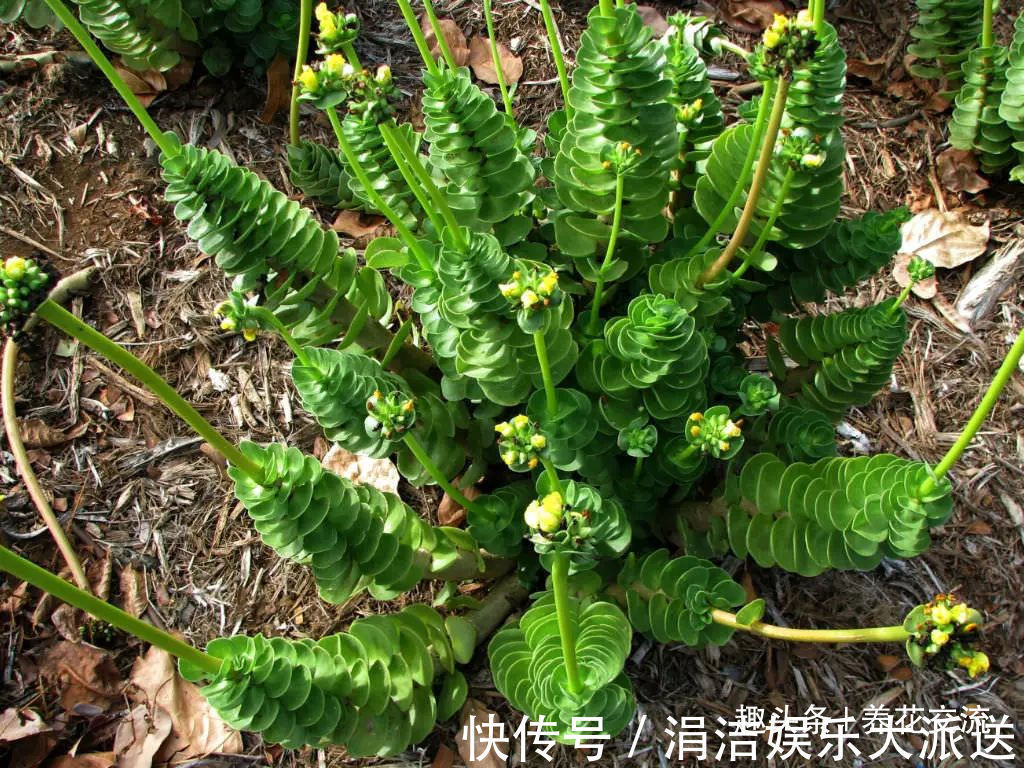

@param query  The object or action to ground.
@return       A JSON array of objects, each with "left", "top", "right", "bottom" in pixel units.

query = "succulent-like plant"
[{"left": 3, "top": 0, "right": 1023, "bottom": 759}]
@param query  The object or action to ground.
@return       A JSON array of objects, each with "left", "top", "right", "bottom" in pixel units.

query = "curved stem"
[
  {"left": 731, "top": 165, "right": 795, "bottom": 282},
  {"left": 540, "top": 455, "right": 563, "bottom": 497},
  {"left": 0, "top": 545, "right": 221, "bottom": 674},
  {"left": 483, "top": 0, "right": 514, "bottom": 116},
  {"left": 3, "top": 340, "right": 90, "bottom": 591},
  {"left": 711, "top": 609, "right": 909, "bottom": 643},
  {"left": 537, "top": 0, "right": 572, "bottom": 121},
  {"left": 684, "top": 80, "right": 776, "bottom": 262},
  {"left": 289, "top": 0, "right": 314, "bottom": 146},
  {"left": 421, "top": 0, "right": 457, "bottom": 70},
  {"left": 598, "top": 0, "right": 615, "bottom": 17},
  {"left": 533, "top": 331, "right": 558, "bottom": 420},
  {"left": 378, "top": 122, "right": 447, "bottom": 236},
  {"left": 811, "top": 0, "right": 825, "bottom": 34},
  {"left": 889, "top": 282, "right": 915, "bottom": 317},
  {"left": 326, "top": 108, "right": 433, "bottom": 272},
  {"left": 381, "top": 319, "right": 414, "bottom": 368},
  {"left": 35, "top": 300, "right": 263, "bottom": 483},
  {"left": 395, "top": 0, "right": 441, "bottom": 76},
  {"left": 586, "top": 172, "right": 626, "bottom": 336},
  {"left": 550, "top": 552, "right": 583, "bottom": 695},
  {"left": 632, "top": 456, "right": 644, "bottom": 483},
  {"left": 401, "top": 431, "right": 483, "bottom": 516},
  {"left": 697, "top": 77, "right": 791, "bottom": 288},
  {"left": 40, "top": 0, "right": 177, "bottom": 157},
  {"left": 250, "top": 307, "right": 312, "bottom": 367},
  {"left": 919, "top": 327, "right": 1024, "bottom": 495},
  {"left": 341, "top": 41, "right": 361, "bottom": 70}
]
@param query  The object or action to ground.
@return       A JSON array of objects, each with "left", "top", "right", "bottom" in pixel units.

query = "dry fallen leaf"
[
  {"left": 722, "top": 0, "right": 786, "bottom": 32},
  {"left": 846, "top": 56, "right": 888, "bottom": 83},
  {"left": 965, "top": 520, "right": 993, "bottom": 535},
  {"left": 39, "top": 642, "right": 123, "bottom": 714},
  {"left": 955, "top": 239, "right": 1023, "bottom": 328},
  {"left": 456, "top": 700, "right": 507, "bottom": 768},
  {"left": 888, "top": 665, "right": 914, "bottom": 681},
  {"left": 322, "top": 444, "right": 401, "bottom": 495},
  {"left": 899, "top": 209, "right": 990, "bottom": 269},
  {"left": 438, "top": 483, "right": 482, "bottom": 527},
  {"left": 112, "top": 705, "right": 172, "bottom": 768},
  {"left": 18, "top": 418, "right": 69, "bottom": 449},
  {"left": 331, "top": 209, "right": 387, "bottom": 238},
  {"left": 0, "top": 708, "right": 52, "bottom": 742},
  {"left": 936, "top": 148, "right": 990, "bottom": 195},
  {"left": 636, "top": 5, "right": 669, "bottom": 37},
  {"left": 893, "top": 253, "right": 938, "bottom": 299},
  {"left": 162, "top": 57, "right": 195, "bottom": 91},
  {"left": 259, "top": 54, "right": 292, "bottom": 124},
  {"left": 48, "top": 754, "right": 115, "bottom": 768},
  {"left": 467, "top": 37, "right": 523, "bottom": 85},
  {"left": 118, "top": 567, "right": 148, "bottom": 619},
  {"left": 128, "top": 647, "right": 243, "bottom": 762},
  {"left": 421, "top": 15, "right": 470, "bottom": 66},
  {"left": 112, "top": 64, "right": 166, "bottom": 108},
  {"left": 875, "top": 654, "right": 902, "bottom": 673}
]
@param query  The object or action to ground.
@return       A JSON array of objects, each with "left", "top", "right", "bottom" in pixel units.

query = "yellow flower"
[
  {"left": 965, "top": 652, "right": 989, "bottom": 678},
  {"left": 521, "top": 289, "right": 540, "bottom": 308},
  {"left": 298, "top": 66, "right": 319, "bottom": 92},
  {"left": 930, "top": 628, "right": 949, "bottom": 647},
  {"left": 539, "top": 272, "right": 559, "bottom": 295},
  {"left": 512, "top": 414, "right": 529, "bottom": 430},
  {"left": 242, "top": 328, "right": 258, "bottom": 342},
  {"left": 951, "top": 603, "right": 970, "bottom": 625},
  {"left": 724, "top": 420, "right": 742, "bottom": 438},
  {"left": 495, "top": 422, "right": 514, "bottom": 438},
  {"left": 719, "top": 441, "right": 730, "bottom": 452},
  {"left": 530, "top": 434, "right": 547, "bottom": 449},
  {"left": 323, "top": 53, "right": 347, "bottom": 77},
  {"left": 690, "top": 426, "right": 701, "bottom": 437},
  {"left": 502, "top": 450, "right": 518, "bottom": 466},
  {"left": 689, "top": 412, "right": 703, "bottom": 422},
  {"left": 315, "top": 2, "right": 331, "bottom": 23},
  {"left": 931, "top": 604, "right": 951, "bottom": 626},
  {"left": 499, "top": 281, "right": 520, "bottom": 299},
  {"left": 375, "top": 64, "right": 391, "bottom": 83},
  {"left": 525, "top": 493, "right": 563, "bottom": 532},
  {"left": 220, "top": 317, "right": 236, "bottom": 331},
  {"left": 763, "top": 28, "right": 782, "bottom": 49},
  {"left": 528, "top": 457, "right": 538, "bottom": 469},
  {"left": 4, "top": 257, "right": 27, "bottom": 280}
]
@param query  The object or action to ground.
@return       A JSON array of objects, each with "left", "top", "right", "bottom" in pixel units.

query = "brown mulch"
[{"left": 1, "top": 1, "right": 1022, "bottom": 766}]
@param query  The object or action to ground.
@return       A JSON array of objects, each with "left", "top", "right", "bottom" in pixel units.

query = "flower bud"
[{"left": 4, "top": 257, "right": 27, "bottom": 281}]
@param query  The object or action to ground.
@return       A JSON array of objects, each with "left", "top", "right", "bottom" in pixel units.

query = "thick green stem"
[
  {"left": 698, "top": 77, "right": 791, "bottom": 288},
  {"left": 711, "top": 608, "right": 909, "bottom": 643},
  {"left": 598, "top": 0, "right": 615, "bottom": 17},
  {"left": 341, "top": 41, "right": 361, "bottom": 70},
  {"left": 587, "top": 172, "right": 626, "bottom": 336},
  {"left": 465, "top": 573, "right": 528, "bottom": 640},
  {"left": 537, "top": 0, "right": 572, "bottom": 121},
  {"left": 0, "top": 545, "right": 221, "bottom": 674},
  {"left": 919, "top": 327, "right": 1024, "bottom": 495},
  {"left": 632, "top": 456, "right": 644, "bottom": 483},
  {"left": 326, "top": 108, "right": 433, "bottom": 273},
  {"left": 982, "top": 0, "right": 995, "bottom": 49},
  {"left": 289, "top": 0, "right": 314, "bottom": 146},
  {"left": 811, "top": 0, "right": 825, "bottom": 34},
  {"left": 550, "top": 552, "right": 583, "bottom": 694},
  {"left": 381, "top": 319, "right": 414, "bottom": 368},
  {"left": 40, "top": 0, "right": 177, "bottom": 157},
  {"left": 684, "top": 80, "right": 776, "bottom": 262},
  {"left": 402, "top": 431, "right": 482, "bottom": 515},
  {"left": 890, "top": 282, "right": 916, "bottom": 317},
  {"left": 421, "top": 0, "right": 458, "bottom": 70},
  {"left": 395, "top": 0, "right": 441, "bottom": 76},
  {"left": 378, "top": 122, "right": 446, "bottom": 236},
  {"left": 540, "top": 455, "right": 563, "bottom": 496},
  {"left": 35, "top": 300, "right": 263, "bottom": 482},
  {"left": 533, "top": 331, "right": 559, "bottom": 419},
  {"left": 378, "top": 120, "right": 467, "bottom": 249},
  {"left": 731, "top": 166, "right": 795, "bottom": 282},
  {"left": 483, "top": 0, "right": 514, "bottom": 115},
  {"left": 249, "top": 307, "right": 312, "bottom": 367}
]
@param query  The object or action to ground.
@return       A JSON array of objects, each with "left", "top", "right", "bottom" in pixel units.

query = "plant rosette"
[
  {"left": 903, "top": 593, "right": 989, "bottom": 678},
  {"left": 495, "top": 414, "right": 548, "bottom": 472},
  {"left": 0, "top": 256, "right": 53, "bottom": 336},
  {"left": 737, "top": 374, "right": 781, "bottom": 416},
  {"left": 365, "top": 389, "right": 416, "bottom": 441},
  {"left": 685, "top": 405, "right": 745, "bottom": 459}
]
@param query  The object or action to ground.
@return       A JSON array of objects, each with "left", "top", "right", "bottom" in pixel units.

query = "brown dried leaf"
[
  {"left": 431, "top": 743, "right": 456, "bottom": 768},
  {"left": 128, "top": 647, "right": 243, "bottom": 762},
  {"left": 39, "top": 642, "right": 123, "bottom": 714},
  {"left": 893, "top": 253, "right": 938, "bottom": 299},
  {"left": 112, "top": 705, "right": 171, "bottom": 768},
  {"left": 467, "top": 37, "right": 523, "bottom": 85},
  {"left": 936, "top": 148, "right": 989, "bottom": 195},
  {"left": 438, "top": 484, "right": 482, "bottom": 527},
  {"left": 965, "top": 520, "right": 993, "bottom": 535},
  {"left": 900, "top": 209, "right": 990, "bottom": 269},
  {"left": 421, "top": 15, "right": 470, "bottom": 67},
  {"left": 322, "top": 444, "right": 401, "bottom": 496},
  {"left": 112, "top": 64, "right": 166, "bottom": 108},
  {"left": 18, "top": 418, "right": 69, "bottom": 449},
  {"left": 47, "top": 754, "right": 115, "bottom": 768},
  {"left": 1, "top": 581, "right": 30, "bottom": 613},
  {"left": 636, "top": 5, "right": 669, "bottom": 37},
  {"left": 722, "top": 0, "right": 785, "bottom": 32},
  {"left": 162, "top": 57, "right": 194, "bottom": 91},
  {"left": 9, "top": 733, "right": 58, "bottom": 768},
  {"left": 875, "top": 654, "right": 902, "bottom": 672},
  {"left": 118, "top": 567, "right": 147, "bottom": 618},
  {"left": 456, "top": 700, "right": 507, "bottom": 768},
  {"left": 331, "top": 210, "right": 387, "bottom": 238},
  {"left": 259, "top": 54, "right": 291, "bottom": 124},
  {"left": 0, "top": 708, "right": 53, "bottom": 742},
  {"left": 846, "top": 56, "right": 887, "bottom": 83},
  {"left": 888, "top": 665, "right": 914, "bottom": 681}
]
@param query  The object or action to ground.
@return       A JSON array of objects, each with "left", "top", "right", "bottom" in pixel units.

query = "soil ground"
[{"left": 1, "top": 1, "right": 1023, "bottom": 766}]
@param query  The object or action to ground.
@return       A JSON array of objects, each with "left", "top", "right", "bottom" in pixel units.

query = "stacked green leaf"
[
  {"left": 778, "top": 299, "right": 908, "bottom": 422},
  {"left": 721, "top": 452, "right": 954, "bottom": 576},
  {"left": 950, "top": 45, "right": 1016, "bottom": 174},
  {"left": 552, "top": 3, "right": 677, "bottom": 270},
  {"left": 526, "top": 389, "right": 599, "bottom": 472},
  {"left": 765, "top": 406, "right": 837, "bottom": 462},
  {"left": 488, "top": 592, "right": 635, "bottom": 740},
  {"left": 287, "top": 141, "right": 359, "bottom": 210},
  {"left": 342, "top": 115, "right": 422, "bottom": 232},
  {"left": 75, "top": 0, "right": 197, "bottom": 71},
  {"left": 0, "top": 0, "right": 58, "bottom": 29},
  {"left": 180, "top": 605, "right": 466, "bottom": 755},
  {"left": 578, "top": 294, "right": 708, "bottom": 423},
  {"left": 182, "top": 0, "right": 299, "bottom": 75},
  {"left": 998, "top": 13, "right": 1024, "bottom": 180},
  {"left": 466, "top": 482, "right": 533, "bottom": 558},
  {"left": 230, "top": 442, "right": 471, "bottom": 604},
  {"left": 615, "top": 549, "right": 746, "bottom": 646},
  {"left": 907, "top": 0, "right": 984, "bottom": 88},
  {"left": 421, "top": 67, "right": 535, "bottom": 239},
  {"left": 665, "top": 21, "right": 725, "bottom": 196}
]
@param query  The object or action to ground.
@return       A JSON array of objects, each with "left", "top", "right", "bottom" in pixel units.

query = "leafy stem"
[
  {"left": 982, "top": 0, "right": 995, "bottom": 49},
  {"left": 401, "top": 431, "right": 484, "bottom": 516},
  {"left": 537, "top": 0, "right": 572, "bottom": 120},
  {"left": 919, "top": 326, "right": 1024, "bottom": 495},
  {"left": 730, "top": 165, "right": 796, "bottom": 282},
  {"left": 811, "top": 0, "right": 825, "bottom": 34},
  {"left": 247, "top": 306, "right": 312, "bottom": 367},
  {"left": 421, "top": 0, "right": 458, "bottom": 70},
  {"left": 698, "top": 77, "right": 791, "bottom": 288},
  {"left": 377, "top": 121, "right": 447, "bottom": 236},
  {"left": 0, "top": 544, "right": 221, "bottom": 674},
  {"left": 325, "top": 107, "right": 433, "bottom": 272},
  {"left": 289, "top": 0, "right": 314, "bottom": 146},
  {"left": 684, "top": 80, "right": 776, "bottom": 262},
  {"left": 35, "top": 300, "right": 264, "bottom": 483},
  {"left": 533, "top": 331, "right": 559, "bottom": 420},
  {"left": 540, "top": 455, "right": 563, "bottom": 497},
  {"left": 342, "top": 41, "right": 361, "bottom": 70},
  {"left": 632, "top": 456, "right": 644, "bottom": 483},
  {"left": 483, "top": 0, "right": 514, "bottom": 116},
  {"left": 598, "top": 0, "right": 616, "bottom": 17},
  {"left": 395, "top": 0, "right": 441, "bottom": 77},
  {"left": 40, "top": 0, "right": 178, "bottom": 157},
  {"left": 550, "top": 551, "right": 583, "bottom": 695},
  {"left": 587, "top": 171, "right": 626, "bottom": 336}
]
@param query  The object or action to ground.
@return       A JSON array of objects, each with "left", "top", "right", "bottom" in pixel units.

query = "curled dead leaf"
[
  {"left": 467, "top": 37, "right": 523, "bottom": 86},
  {"left": 18, "top": 418, "right": 69, "bottom": 449},
  {"left": 722, "top": 0, "right": 786, "bottom": 32},
  {"left": 39, "top": 642, "right": 123, "bottom": 714},
  {"left": 112, "top": 64, "right": 166, "bottom": 108},
  {"left": 322, "top": 444, "right": 400, "bottom": 495},
  {"left": 421, "top": 15, "right": 470, "bottom": 67},
  {"left": 846, "top": 56, "right": 888, "bottom": 83},
  {"left": 331, "top": 209, "right": 387, "bottom": 239},
  {"left": 438, "top": 483, "right": 482, "bottom": 527},
  {"left": 900, "top": 209, "right": 990, "bottom": 269},
  {"left": 118, "top": 567, "right": 148, "bottom": 619},
  {"left": 259, "top": 54, "right": 292, "bottom": 124},
  {"left": 112, "top": 705, "right": 171, "bottom": 768},
  {"left": 936, "top": 148, "right": 989, "bottom": 195}
]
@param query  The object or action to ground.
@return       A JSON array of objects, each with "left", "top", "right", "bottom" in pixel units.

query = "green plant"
[
  {"left": 908, "top": 0, "right": 986, "bottom": 90},
  {"left": 3, "top": 0, "right": 1021, "bottom": 757}
]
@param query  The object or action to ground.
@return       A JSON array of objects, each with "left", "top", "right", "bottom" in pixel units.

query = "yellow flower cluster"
[{"left": 524, "top": 492, "right": 564, "bottom": 533}]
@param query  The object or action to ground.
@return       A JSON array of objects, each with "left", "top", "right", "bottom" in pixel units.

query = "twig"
[
  {"left": 2, "top": 268, "right": 97, "bottom": 592},
  {"left": 0, "top": 225, "right": 60, "bottom": 259}
]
